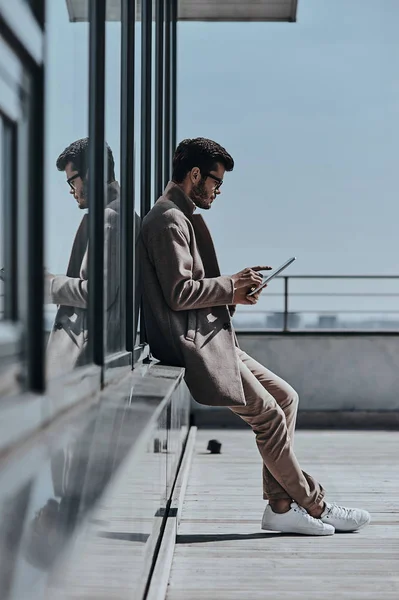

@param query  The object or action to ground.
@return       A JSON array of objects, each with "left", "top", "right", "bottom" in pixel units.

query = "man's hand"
[
  {"left": 231, "top": 265, "right": 272, "bottom": 305},
  {"left": 44, "top": 270, "right": 55, "bottom": 304},
  {"left": 45, "top": 270, "right": 55, "bottom": 285}
]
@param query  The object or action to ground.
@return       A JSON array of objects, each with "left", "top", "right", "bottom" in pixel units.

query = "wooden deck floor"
[{"left": 166, "top": 429, "right": 399, "bottom": 600}]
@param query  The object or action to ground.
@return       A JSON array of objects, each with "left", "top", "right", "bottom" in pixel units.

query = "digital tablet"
[{"left": 247, "top": 257, "right": 297, "bottom": 296}]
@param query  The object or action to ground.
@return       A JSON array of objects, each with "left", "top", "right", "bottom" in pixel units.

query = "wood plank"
[{"left": 166, "top": 430, "right": 399, "bottom": 600}]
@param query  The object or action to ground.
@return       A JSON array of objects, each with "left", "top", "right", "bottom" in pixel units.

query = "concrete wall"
[
  {"left": 191, "top": 333, "right": 399, "bottom": 428},
  {"left": 238, "top": 333, "right": 399, "bottom": 410}
]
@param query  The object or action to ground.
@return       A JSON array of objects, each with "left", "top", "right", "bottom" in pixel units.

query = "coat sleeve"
[
  {"left": 50, "top": 273, "right": 88, "bottom": 308},
  {"left": 50, "top": 209, "right": 119, "bottom": 310},
  {"left": 146, "top": 224, "right": 235, "bottom": 311}
]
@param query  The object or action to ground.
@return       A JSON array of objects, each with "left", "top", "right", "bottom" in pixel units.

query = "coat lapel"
[
  {"left": 190, "top": 214, "right": 222, "bottom": 278},
  {"left": 65, "top": 182, "right": 120, "bottom": 279},
  {"left": 161, "top": 182, "right": 222, "bottom": 278},
  {"left": 66, "top": 214, "right": 88, "bottom": 278}
]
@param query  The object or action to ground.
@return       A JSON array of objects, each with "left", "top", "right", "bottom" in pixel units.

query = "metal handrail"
[{"left": 234, "top": 275, "right": 399, "bottom": 333}]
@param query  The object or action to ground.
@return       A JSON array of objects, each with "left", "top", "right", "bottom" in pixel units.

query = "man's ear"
[{"left": 190, "top": 167, "right": 200, "bottom": 184}]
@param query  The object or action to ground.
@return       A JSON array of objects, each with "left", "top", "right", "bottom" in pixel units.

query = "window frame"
[
  {"left": 154, "top": 0, "right": 164, "bottom": 200},
  {"left": 0, "top": 0, "right": 45, "bottom": 394},
  {"left": 163, "top": 0, "right": 171, "bottom": 189},
  {"left": 120, "top": 0, "right": 135, "bottom": 354},
  {"left": 87, "top": 0, "right": 106, "bottom": 368}
]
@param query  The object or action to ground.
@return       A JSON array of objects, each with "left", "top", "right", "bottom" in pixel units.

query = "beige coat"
[
  {"left": 140, "top": 182, "right": 246, "bottom": 407},
  {"left": 46, "top": 182, "right": 121, "bottom": 379}
]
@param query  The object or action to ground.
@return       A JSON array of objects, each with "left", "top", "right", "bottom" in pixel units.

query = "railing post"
[{"left": 283, "top": 277, "right": 289, "bottom": 332}]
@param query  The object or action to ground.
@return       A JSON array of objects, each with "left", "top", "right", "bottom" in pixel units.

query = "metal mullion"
[
  {"left": 170, "top": 0, "right": 177, "bottom": 159},
  {"left": 121, "top": 0, "right": 135, "bottom": 352},
  {"left": 26, "top": 62, "right": 45, "bottom": 391},
  {"left": 154, "top": 0, "right": 164, "bottom": 200},
  {"left": 139, "top": 0, "right": 153, "bottom": 346},
  {"left": 88, "top": 0, "right": 106, "bottom": 367},
  {"left": 141, "top": 0, "right": 152, "bottom": 217},
  {"left": 163, "top": 0, "right": 171, "bottom": 187},
  {"left": 2, "top": 119, "right": 18, "bottom": 322},
  {"left": 30, "top": 0, "right": 45, "bottom": 29}
]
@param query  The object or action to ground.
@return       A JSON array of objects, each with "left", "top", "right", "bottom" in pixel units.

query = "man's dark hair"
[
  {"left": 172, "top": 137, "right": 234, "bottom": 183},
  {"left": 56, "top": 137, "right": 115, "bottom": 183}
]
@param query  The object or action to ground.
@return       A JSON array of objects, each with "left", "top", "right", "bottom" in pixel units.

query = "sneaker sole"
[
  {"left": 261, "top": 522, "right": 335, "bottom": 536},
  {"left": 334, "top": 514, "right": 371, "bottom": 533}
]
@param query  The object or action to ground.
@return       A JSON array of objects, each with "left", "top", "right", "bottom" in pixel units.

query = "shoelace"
[
  {"left": 326, "top": 503, "right": 352, "bottom": 519},
  {"left": 293, "top": 503, "right": 322, "bottom": 524}
]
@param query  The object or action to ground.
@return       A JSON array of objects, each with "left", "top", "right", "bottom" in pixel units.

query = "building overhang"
[{"left": 65, "top": 0, "right": 298, "bottom": 23}]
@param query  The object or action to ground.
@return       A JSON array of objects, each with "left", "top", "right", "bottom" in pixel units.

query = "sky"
[
  {"left": 42, "top": 0, "right": 399, "bottom": 320},
  {"left": 178, "top": 0, "right": 399, "bottom": 278}
]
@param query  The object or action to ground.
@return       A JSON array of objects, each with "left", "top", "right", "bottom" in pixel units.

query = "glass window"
[
  {"left": 44, "top": 0, "right": 89, "bottom": 380},
  {"left": 104, "top": 0, "right": 124, "bottom": 356}
]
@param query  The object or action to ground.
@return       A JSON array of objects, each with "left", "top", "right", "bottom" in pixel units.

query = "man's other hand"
[
  {"left": 231, "top": 266, "right": 271, "bottom": 305},
  {"left": 232, "top": 286, "right": 265, "bottom": 305}
]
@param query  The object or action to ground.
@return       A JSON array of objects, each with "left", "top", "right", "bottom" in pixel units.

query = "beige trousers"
[{"left": 230, "top": 348, "right": 325, "bottom": 512}]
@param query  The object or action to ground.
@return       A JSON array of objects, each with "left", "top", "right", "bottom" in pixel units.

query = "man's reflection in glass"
[
  {"left": 23, "top": 423, "right": 95, "bottom": 571},
  {"left": 46, "top": 138, "right": 120, "bottom": 377}
]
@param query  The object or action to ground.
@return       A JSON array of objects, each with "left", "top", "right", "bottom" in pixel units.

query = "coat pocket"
[{"left": 185, "top": 310, "right": 197, "bottom": 342}]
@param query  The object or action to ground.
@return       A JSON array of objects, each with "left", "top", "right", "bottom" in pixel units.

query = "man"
[
  {"left": 46, "top": 138, "right": 120, "bottom": 378},
  {"left": 140, "top": 137, "right": 370, "bottom": 535}
]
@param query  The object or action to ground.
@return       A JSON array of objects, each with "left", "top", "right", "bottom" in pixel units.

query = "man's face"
[
  {"left": 190, "top": 162, "right": 225, "bottom": 210},
  {"left": 65, "top": 162, "right": 88, "bottom": 209}
]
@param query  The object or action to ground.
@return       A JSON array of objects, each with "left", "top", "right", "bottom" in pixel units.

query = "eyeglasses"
[
  {"left": 202, "top": 172, "right": 223, "bottom": 190},
  {"left": 67, "top": 172, "right": 81, "bottom": 190}
]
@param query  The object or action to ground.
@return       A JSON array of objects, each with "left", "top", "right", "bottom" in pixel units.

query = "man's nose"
[
  {"left": 69, "top": 188, "right": 75, "bottom": 195},
  {"left": 216, "top": 188, "right": 221, "bottom": 195}
]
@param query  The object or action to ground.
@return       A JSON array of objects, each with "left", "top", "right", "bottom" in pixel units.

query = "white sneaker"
[
  {"left": 320, "top": 502, "right": 371, "bottom": 532},
  {"left": 261, "top": 502, "right": 335, "bottom": 536}
]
